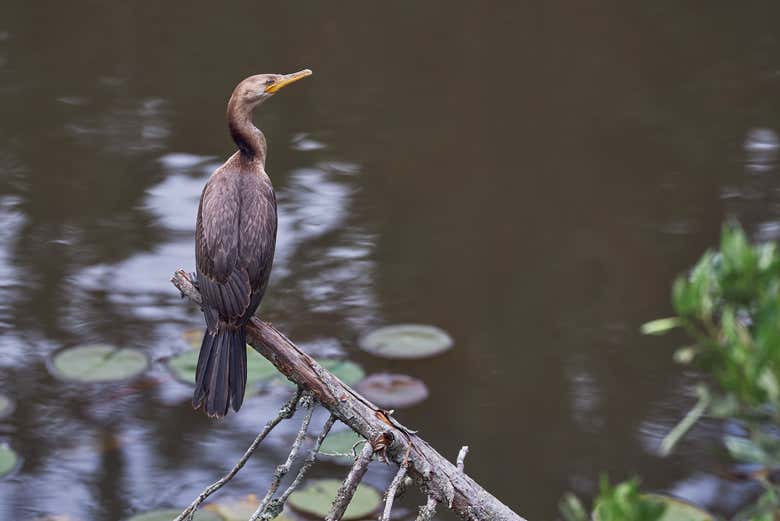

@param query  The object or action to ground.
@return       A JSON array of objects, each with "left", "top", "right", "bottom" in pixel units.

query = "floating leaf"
[
  {"left": 0, "top": 393, "right": 14, "bottom": 419},
  {"left": 359, "top": 324, "right": 453, "bottom": 359},
  {"left": 319, "top": 359, "right": 365, "bottom": 386},
  {"left": 289, "top": 479, "right": 380, "bottom": 520},
  {"left": 205, "top": 494, "right": 294, "bottom": 521},
  {"left": 647, "top": 495, "right": 713, "bottom": 521},
  {"left": 356, "top": 373, "right": 429, "bottom": 408},
  {"left": 182, "top": 328, "right": 204, "bottom": 349},
  {"left": 50, "top": 344, "right": 149, "bottom": 383},
  {"left": 640, "top": 318, "right": 682, "bottom": 335},
  {"left": 167, "top": 348, "right": 278, "bottom": 392},
  {"left": 124, "top": 508, "right": 221, "bottom": 521},
  {"left": 319, "top": 430, "right": 367, "bottom": 464},
  {"left": 0, "top": 444, "right": 19, "bottom": 478}
]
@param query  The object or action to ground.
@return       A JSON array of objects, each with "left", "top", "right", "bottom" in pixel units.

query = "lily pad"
[
  {"left": 359, "top": 324, "right": 453, "bottom": 359},
  {"left": 288, "top": 479, "right": 381, "bottom": 520},
  {"left": 0, "top": 443, "right": 19, "bottom": 478},
  {"left": 0, "top": 393, "right": 14, "bottom": 419},
  {"left": 167, "top": 348, "right": 278, "bottom": 392},
  {"left": 50, "top": 344, "right": 149, "bottom": 383},
  {"left": 319, "top": 359, "right": 365, "bottom": 386},
  {"left": 319, "top": 430, "right": 367, "bottom": 464},
  {"left": 182, "top": 328, "right": 204, "bottom": 349},
  {"left": 124, "top": 509, "right": 221, "bottom": 521},
  {"left": 205, "top": 494, "right": 293, "bottom": 521},
  {"left": 355, "top": 373, "right": 429, "bottom": 408}
]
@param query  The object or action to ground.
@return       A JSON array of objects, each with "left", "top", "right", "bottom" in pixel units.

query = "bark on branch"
[{"left": 172, "top": 269, "right": 525, "bottom": 521}]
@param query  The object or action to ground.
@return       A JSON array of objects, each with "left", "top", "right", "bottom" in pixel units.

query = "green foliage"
[
  {"left": 665, "top": 222, "right": 780, "bottom": 411},
  {"left": 560, "top": 478, "right": 716, "bottom": 521},
  {"left": 638, "top": 220, "right": 780, "bottom": 519},
  {"left": 593, "top": 477, "right": 666, "bottom": 521}
]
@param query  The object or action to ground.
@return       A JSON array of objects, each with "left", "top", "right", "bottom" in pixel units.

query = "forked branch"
[{"left": 172, "top": 269, "right": 525, "bottom": 521}]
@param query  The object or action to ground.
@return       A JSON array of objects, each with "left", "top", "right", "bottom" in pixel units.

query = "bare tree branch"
[
  {"left": 380, "top": 461, "right": 409, "bottom": 521},
  {"left": 416, "top": 495, "right": 438, "bottom": 521},
  {"left": 173, "top": 389, "right": 303, "bottom": 521},
  {"left": 249, "top": 393, "right": 315, "bottom": 521},
  {"left": 172, "top": 269, "right": 526, "bottom": 521},
  {"left": 457, "top": 446, "right": 469, "bottom": 472},
  {"left": 326, "top": 440, "right": 374, "bottom": 521},
  {"left": 260, "top": 414, "right": 339, "bottom": 520}
]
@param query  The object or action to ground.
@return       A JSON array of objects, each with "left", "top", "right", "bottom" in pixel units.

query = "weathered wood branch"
[
  {"left": 172, "top": 269, "right": 525, "bottom": 521},
  {"left": 326, "top": 442, "right": 375, "bottom": 521}
]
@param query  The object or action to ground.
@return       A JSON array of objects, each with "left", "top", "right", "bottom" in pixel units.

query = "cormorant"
[{"left": 193, "top": 69, "right": 312, "bottom": 417}]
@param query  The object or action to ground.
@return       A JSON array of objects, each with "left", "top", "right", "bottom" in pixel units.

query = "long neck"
[{"left": 227, "top": 97, "right": 267, "bottom": 163}]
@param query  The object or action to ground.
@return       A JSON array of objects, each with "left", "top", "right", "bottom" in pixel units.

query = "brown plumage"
[{"left": 193, "top": 70, "right": 312, "bottom": 417}]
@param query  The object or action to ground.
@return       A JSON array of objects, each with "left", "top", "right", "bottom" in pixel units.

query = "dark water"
[{"left": 1, "top": 2, "right": 780, "bottom": 520}]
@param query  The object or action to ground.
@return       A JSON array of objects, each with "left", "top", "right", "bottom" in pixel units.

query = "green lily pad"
[
  {"left": 182, "top": 328, "right": 204, "bottom": 349},
  {"left": 289, "top": 479, "right": 381, "bottom": 520},
  {"left": 359, "top": 324, "right": 453, "bottom": 359},
  {"left": 204, "top": 494, "right": 293, "bottom": 521},
  {"left": 0, "top": 443, "right": 19, "bottom": 478},
  {"left": 0, "top": 393, "right": 14, "bottom": 419},
  {"left": 319, "top": 430, "right": 367, "bottom": 464},
  {"left": 167, "top": 348, "right": 278, "bottom": 392},
  {"left": 649, "top": 495, "right": 713, "bottom": 521},
  {"left": 319, "top": 359, "right": 365, "bottom": 386},
  {"left": 50, "top": 344, "right": 149, "bottom": 383},
  {"left": 124, "top": 509, "right": 221, "bottom": 521},
  {"left": 355, "top": 373, "right": 429, "bottom": 408}
]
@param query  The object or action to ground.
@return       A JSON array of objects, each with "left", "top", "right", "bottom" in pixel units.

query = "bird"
[{"left": 193, "top": 69, "right": 312, "bottom": 417}]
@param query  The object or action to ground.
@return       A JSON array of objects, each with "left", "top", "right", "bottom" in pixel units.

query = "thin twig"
[
  {"left": 380, "top": 461, "right": 409, "bottom": 521},
  {"left": 457, "top": 445, "right": 469, "bottom": 472},
  {"left": 255, "top": 414, "right": 338, "bottom": 520},
  {"left": 173, "top": 389, "right": 303, "bottom": 521},
  {"left": 249, "top": 393, "right": 315, "bottom": 521},
  {"left": 415, "top": 495, "right": 438, "bottom": 521},
  {"left": 326, "top": 441, "right": 375, "bottom": 521}
]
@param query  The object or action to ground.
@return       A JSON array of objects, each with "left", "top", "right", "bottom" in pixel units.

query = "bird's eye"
[{"left": 265, "top": 78, "right": 275, "bottom": 86}]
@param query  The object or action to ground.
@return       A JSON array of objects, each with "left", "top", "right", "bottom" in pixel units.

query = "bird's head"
[{"left": 230, "top": 69, "right": 312, "bottom": 110}]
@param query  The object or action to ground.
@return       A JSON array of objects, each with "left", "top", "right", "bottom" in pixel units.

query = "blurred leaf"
[
  {"left": 319, "top": 430, "right": 366, "bottom": 464},
  {"left": 659, "top": 386, "right": 710, "bottom": 457},
  {"left": 123, "top": 509, "right": 220, "bottom": 521},
  {"left": 318, "top": 359, "right": 365, "bottom": 386},
  {"left": 559, "top": 493, "right": 589, "bottom": 521},
  {"left": 707, "top": 393, "right": 739, "bottom": 418},
  {"left": 288, "top": 479, "right": 380, "bottom": 520},
  {"left": 204, "top": 495, "right": 293, "bottom": 521},
  {"left": 640, "top": 318, "right": 682, "bottom": 336},
  {"left": 0, "top": 393, "right": 14, "bottom": 419},
  {"left": 167, "top": 347, "right": 278, "bottom": 393},
  {"left": 50, "top": 344, "right": 149, "bottom": 383},
  {"left": 355, "top": 373, "right": 429, "bottom": 408},
  {"left": 645, "top": 495, "right": 713, "bottom": 521},
  {"left": 0, "top": 443, "right": 18, "bottom": 478},
  {"left": 724, "top": 436, "right": 769, "bottom": 465},
  {"left": 673, "top": 347, "right": 697, "bottom": 365},
  {"left": 359, "top": 324, "right": 453, "bottom": 359},
  {"left": 593, "top": 477, "right": 666, "bottom": 521}
]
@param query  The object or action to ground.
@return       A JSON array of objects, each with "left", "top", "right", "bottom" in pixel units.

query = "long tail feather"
[{"left": 192, "top": 325, "right": 248, "bottom": 418}]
